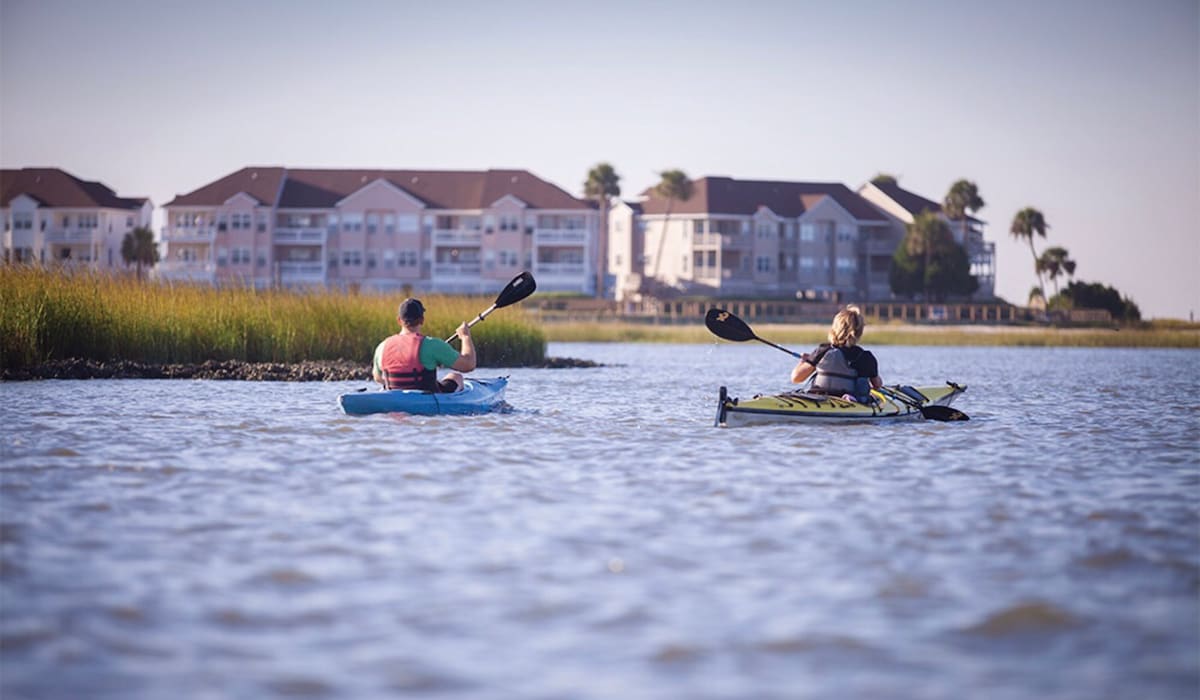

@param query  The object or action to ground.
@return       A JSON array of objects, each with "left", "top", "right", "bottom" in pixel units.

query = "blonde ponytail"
[{"left": 828, "top": 305, "right": 865, "bottom": 346}]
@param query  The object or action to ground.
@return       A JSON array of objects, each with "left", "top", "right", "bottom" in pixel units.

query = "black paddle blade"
[
  {"left": 921, "top": 405, "right": 970, "bottom": 422},
  {"left": 705, "top": 308, "right": 756, "bottom": 342},
  {"left": 495, "top": 272, "right": 536, "bottom": 309}
]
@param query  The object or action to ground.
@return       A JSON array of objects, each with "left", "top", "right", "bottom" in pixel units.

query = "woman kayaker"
[
  {"left": 372, "top": 298, "right": 476, "bottom": 392},
  {"left": 791, "top": 304, "right": 882, "bottom": 402}
]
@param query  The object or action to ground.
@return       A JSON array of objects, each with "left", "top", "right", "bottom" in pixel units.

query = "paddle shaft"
[{"left": 446, "top": 303, "right": 496, "bottom": 342}]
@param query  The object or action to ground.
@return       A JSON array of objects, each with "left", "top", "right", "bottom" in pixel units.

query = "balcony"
[
  {"left": 277, "top": 262, "right": 326, "bottom": 282},
  {"left": 274, "top": 227, "right": 326, "bottom": 244},
  {"left": 534, "top": 229, "right": 587, "bottom": 245},
  {"left": 535, "top": 262, "right": 586, "bottom": 277},
  {"left": 156, "top": 261, "right": 216, "bottom": 282},
  {"left": 433, "top": 262, "right": 482, "bottom": 277},
  {"left": 44, "top": 228, "right": 95, "bottom": 244},
  {"left": 433, "top": 229, "right": 482, "bottom": 245},
  {"left": 163, "top": 227, "right": 216, "bottom": 243}
]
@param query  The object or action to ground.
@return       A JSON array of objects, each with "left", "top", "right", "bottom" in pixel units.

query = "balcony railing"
[
  {"left": 535, "top": 262, "right": 586, "bottom": 276},
  {"left": 163, "top": 227, "right": 216, "bottom": 243},
  {"left": 155, "top": 262, "right": 216, "bottom": 281},
  {"left": 433, "top": 262, "right": 482, "bottom": 276},
  {"left": 43, "top": 228, "right": 95, "bottom": 243},
  {"left": 433, "top": 229, "right": 482, "bottom": 245},
  {"left": 274, "top": 228, "right": 326, "bottom": 244},
  {"left": 534, "top": 229, "right": 587, "bottom": 244},
  {"left": 277, "top": 262, "right": 325, "bottom": 278}
]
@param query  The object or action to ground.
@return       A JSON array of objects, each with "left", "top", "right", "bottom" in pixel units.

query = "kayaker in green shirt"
[{"left": 373, "top": 298, "right": 476, "bottom": 392}]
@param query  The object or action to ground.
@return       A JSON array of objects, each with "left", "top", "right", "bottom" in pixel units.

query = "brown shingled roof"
[
  {"left": 164, "top": 167, "right": 286, "bottom": 207},
  {"left": 871, "top": 181, "right": 982, "bottom": 224},
  {"left": 1, "top": 168, "right": 147, "bottom": 209},
  {"left": 166, "top": 167, "right": 589, "bottom": 210},
  {"left": 639, "top": 176, "right": 886, "bottom": 221}
]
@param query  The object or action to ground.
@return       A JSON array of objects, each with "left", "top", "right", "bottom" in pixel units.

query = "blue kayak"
[{"left": 338, "top": 377, "right": 508, "bottom": 416}]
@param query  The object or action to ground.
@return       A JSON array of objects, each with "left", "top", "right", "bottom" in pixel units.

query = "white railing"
[
  {"left": 43, "top": 229, "right": 94, "bottom": 243},
  {"left": 278, "top": 262, "right": 325, "bottom": 277},
  {"left": 536, "top": 262, "right": 586, "bottom": 276},
  {"left": 534, "top": 229, "right": 587, "bottom": 244},
  {"left": 163, "top": 228, "right": 215, "bottom": 243},
  {"left": 433, "top": 262, "right": 482, "bottom": 276},
  {"left": 274, "top": 228, "right": 326, "bottom": 243},
  {"left": 155, "top": 262, "right": 216, "bottom": 281},
  {"left": 433, "top": 229, "right": 482, "bottom": 245}
]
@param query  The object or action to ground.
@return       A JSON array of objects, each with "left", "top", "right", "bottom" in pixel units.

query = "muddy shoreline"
[{"left": 2, "top": 357, "right": 602, "bottom": 381}]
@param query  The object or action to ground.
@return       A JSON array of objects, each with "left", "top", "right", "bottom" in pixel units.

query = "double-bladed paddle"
[
  {"left": 704, "top": 307, "right": 969, "bottom": 422},
  {"left": 446, "top": 271, "right": 538, "bottom": 342}
]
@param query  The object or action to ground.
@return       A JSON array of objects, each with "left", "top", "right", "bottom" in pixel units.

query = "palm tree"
[
  {"left": 648, "top": 169, "right": 693, "bottom": 288},
  {"left": 1010, "top": 207, "right": 1049, "bottom": 300},
  {"left": 871, "top": 173, "right": 898, "bottom": 187},
  {"left": 121, "top": 226, "right": 160, "bottom": 281},
  {"left": 583, "top": 163, "right": 621, "bottom": 299},
  {"left": 943, "top": 179, "right": 985, "bottom": 246},
  {"left": 904, "top": 211, "right": 954, "bottom": 300},
  {"left": 1037, "top": 246, "right": 1076, "bottom": 297}
]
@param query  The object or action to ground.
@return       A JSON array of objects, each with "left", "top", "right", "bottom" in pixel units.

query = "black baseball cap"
[{"left": 398, "top": 298, "right": 425, "bottom": 322}]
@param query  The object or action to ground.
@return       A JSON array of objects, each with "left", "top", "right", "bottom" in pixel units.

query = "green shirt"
[{"left": 373, "top": 334, "right": 461, "bottom": 375}]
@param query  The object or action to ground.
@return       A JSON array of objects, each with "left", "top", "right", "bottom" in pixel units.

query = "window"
[
  {"left": 342, "top": 250, "right": 363, "bottom": 266},
  {"left": 342, "top": 213, "right": 363, "bottom": 232},
  {"left": 483, "top": 215, "right": 496, "bottom": 233},
  {"left": 757, "top": 222, "right": 773, "bottom": 238},
  {"left": 693, "top": 220, "right": 705, "bottom": 234},
  {"left": 128, "top": 216, "right": 135, "bottom": 227},
  {"left": 837, "top": 257, "right": 857, "bottom": 271},
  {"left": 800, "top": 256, "right": 815, "bottom": 270},
  {"left": 756, "top": 256, "right": 772, "bottom": 273},
  {"left": 366, "top": 213, "right": 379, "bottom": 234},
  {"left": 837, "top": 226, "right": 854, "bottom": 242},
  {"left": 396, "top": 214, "right": 418, "bottom": 233},
  {"left": 230, "top": 248, "right": 252, "bottom": 264},
  {"left": 327, "top": 214, "right": 339, "bottom": 233},
  {"left": 367, "top": 253, "right": 377, "bottom": 269},
  {"left": 257, "top": 255, "right": 267, "bottom": 268},
  {"left": 217, "top": 216, "right": 227, "bottom": 231},
  {"left": 384, "top": 213, "right": 395, "bottom": 234},
  {"left": 565, "top": 216, "right": 585, "bottom": 230},
  {"left": 800, "top": 224, "right": 815, "bottom": 241},
  {"left": 707, "top": 251, "right": 716, "bottom": 267},
  {"left": 398, "top": 250, "right": 418, "bottom": 267}
]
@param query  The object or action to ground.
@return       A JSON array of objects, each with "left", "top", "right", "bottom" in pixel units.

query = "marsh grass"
[
  {"left": 541, "top": 320, "right": 1200, "bottom": 348},
  {"left": 1, "top": 267, "right": 545, "bottom": 369}
]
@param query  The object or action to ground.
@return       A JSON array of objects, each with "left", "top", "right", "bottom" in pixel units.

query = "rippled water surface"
[{"left": 2, "top": 343, "right": 1198, "bottom": 699}]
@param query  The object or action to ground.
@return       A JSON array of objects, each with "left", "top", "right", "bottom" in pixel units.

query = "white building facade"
[
  {"left": 613, "top": 176, "right": 998, "bottom": 302},
  {"left": 1, "top": 168, "right": 152, "bottom": 270},
  {"left": 856, "top": 180, "right": 996, "bottom": 299},
  {"left": 159, "top": 167, "right": 599, "bottom": 294},
  {"left": 614, "top": 177, "right": 899, "bottom": 301}
]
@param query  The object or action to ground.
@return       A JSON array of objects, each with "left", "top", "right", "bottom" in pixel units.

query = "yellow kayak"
[{"left": 715, "top": 382, "right": 968, "bottom": 427}]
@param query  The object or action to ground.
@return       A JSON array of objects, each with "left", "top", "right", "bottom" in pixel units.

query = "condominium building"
[
  {"left": 611, "top": 176, "right": 997, "bottom": 302},
  {"left": 1, "top": 168, "right": 152, "bottom": 269},
  {"left": 611, "top": 176, "right": 898, "bottom": 301},
  {"left": 159, "top": 167, "right": 599, "bottom": 294},
  {"left": 857, "top": 180, "right": 996, "bottom": 298}
]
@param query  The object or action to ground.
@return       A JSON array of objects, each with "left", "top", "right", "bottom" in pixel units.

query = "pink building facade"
[{"left": 159, "top": 167, "right": 598, "bottom": 294}]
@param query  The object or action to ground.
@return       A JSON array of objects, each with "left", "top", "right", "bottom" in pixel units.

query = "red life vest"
[{"left": 380, "top": 332, "right": 437, "bottom": 391}]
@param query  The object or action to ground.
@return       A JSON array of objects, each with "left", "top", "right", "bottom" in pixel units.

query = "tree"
[
  {"left": 943, "top": 179, "right": 985, "bottom": 251},
  {"left": 648, "top": 169, "right": 693, "bottom": 287},
  {"left": 121, "top": 226, "right": 160, "bottom": 281},
  {"left": 871, "top": 173, "right": 898, "bottom": 187},
  {"left": 890, "top": 211, "right": 977, "bottom": 300},
  {"left": 583, "top": 163, "right": 621, "bottom": 299},
  {"left": 1036, "top": 246, "right": 1076, "bottom": 298},
  {"left": 1058, "top": 280, "right": 1141, "bottom": 322},
  {"left": 1009, "top": 207, "right": 1049, "bottom": 300}
]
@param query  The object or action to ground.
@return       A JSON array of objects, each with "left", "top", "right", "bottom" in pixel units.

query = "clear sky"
[{"left": 2, "top": 0, "right": 1197, "bottom": 318}]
